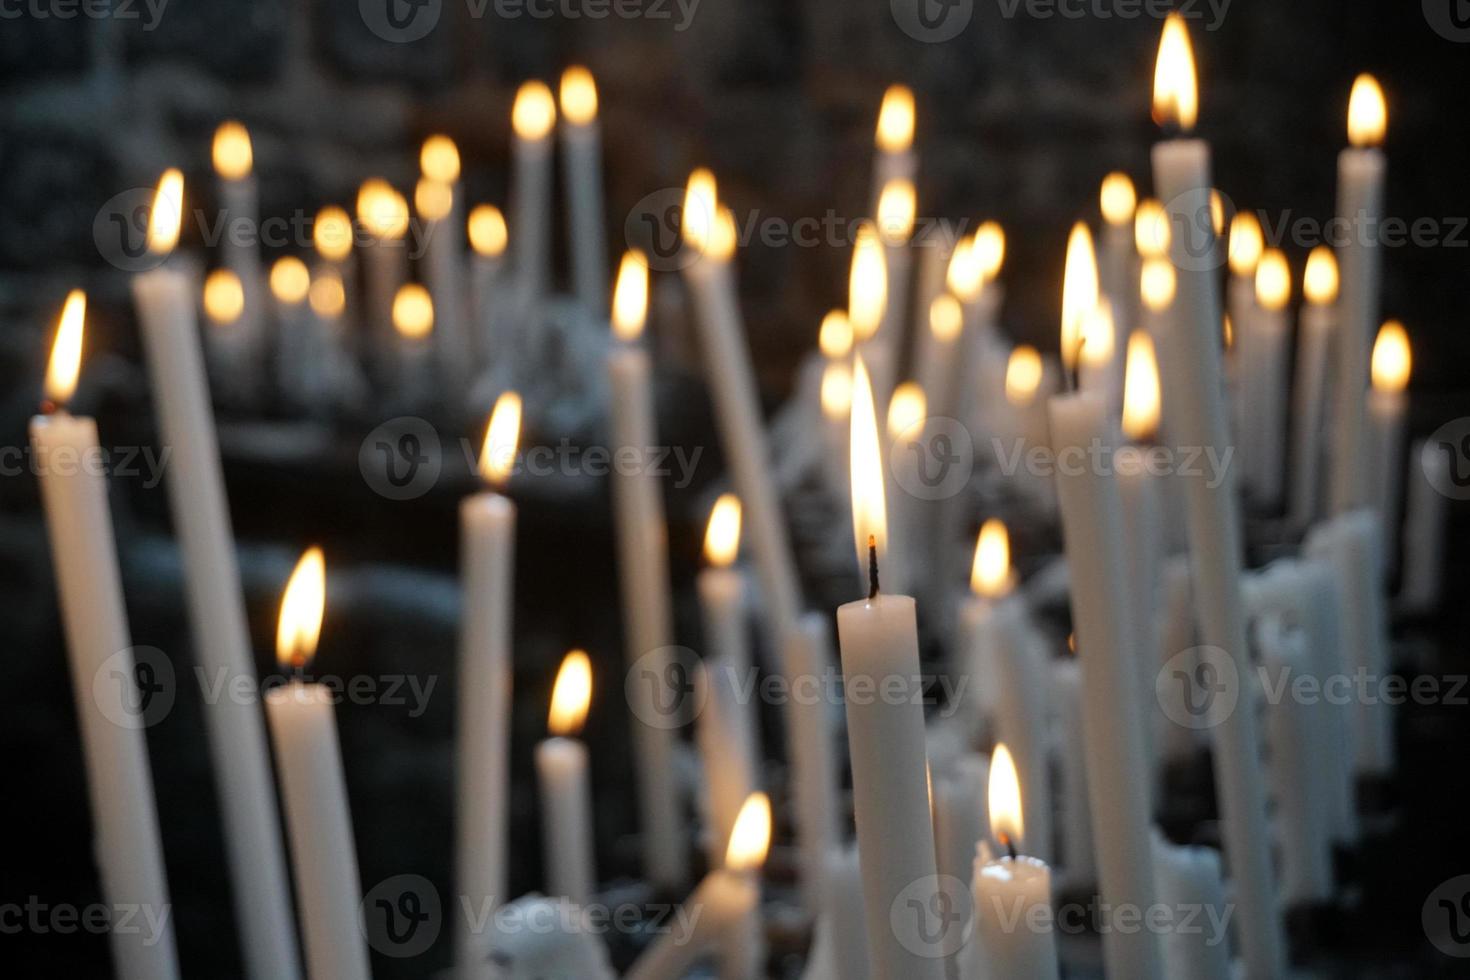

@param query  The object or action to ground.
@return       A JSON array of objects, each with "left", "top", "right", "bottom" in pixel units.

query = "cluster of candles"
[{"left": 30, "top": 13, "right": 1446, "bottom": 980}]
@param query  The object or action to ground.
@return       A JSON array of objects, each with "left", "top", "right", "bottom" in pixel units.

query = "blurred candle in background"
[
  {"left": 467, "top": 203, "right": 510, "bottom": 366},
  {"left": 213, "top": 120, "right": 265, "bottom": 374},
  {"left": 1368, "top": 319, "right": 1411, "bottom": 564},
  {"left": 872, "top": 84, "right": 916, "bottom": 206},
  {"left": 391, "top": 282, "right": 434, "bottom": 405},
  {"left": 1250, "top": 248, "right": 1291, "bottom": 509},
  {"left": 312, "top": 205, "right": 357, "bottom": 336},
  {"left": 356, "top": 178, "right": 410, "bottom": 372},
  {"left": 511, "top": 80, "right": 556, "bottom": 309},
  {"left": 849, "top": 220, "right": 891, "bottom": 403},
  {"left": 1290, "top": 246, "right": 1340, "bottom": 527},
  {"left": 560, "top": 66, "right": 608, "bottom": 320},
  {"left": 536, "top": 650, "right": 597, "bottom": 906},
  {"left": 875, "top": 177, "right": 917, "bottom": 370},
  {"left": 201, "top": 267, "right": 253, "bottom": 405},
  {"left": 1099, "top": 172, "right": 1138, "bottom": 395}
]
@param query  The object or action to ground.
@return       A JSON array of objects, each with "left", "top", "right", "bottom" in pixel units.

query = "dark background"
[{"left": 3, "top": 1, "right": 1469, "bottom": 976}]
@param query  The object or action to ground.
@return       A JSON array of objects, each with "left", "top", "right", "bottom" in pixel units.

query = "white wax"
[
  {"left": 1101, "top": 220, "right": 1137, "bottom": 360},
  {"left": 1050, "top": 656, "right": 1095, "bottom": 889},
  {"left": 970, "top": 855, "right": 1059, "bottom": 980},
  {"left": 955, "top": 594, "right": 997, "bottom": 743},
  {"left": 700, "top": 567, "right": 751, "bottom": 679},
  {"left": 1289, "top": 301, "right": 1334, "bottom": 527},
  {"left": 512, "top": 133, "right": 553, "bottom": 306},
  {"left": 1250, "top": 304, "right": 1290, "bottom": 509},
  {"left": 1156, "top": 557, "right": 1201, "bottom": 767},
  {"left": 219, "top": 174, "right": 266, "bottom": 371},
  {"left": 1151, "top": 837, "right": 1232, "bottom": 980},
  {"left": 455, "top": 491, "right": 515, "bottom": 963},
  {"left": 361, "top": 237, "right": 407, "bottom": 368},
  {"left": 469, "top": 252, "right": 506, "bottom": 367},
  {"left": 423, "top": 204, "right": 471, "bottom": 393},
  {"left": 535, "top": 736, "right": 597, "bottom": 905},
  {"left": 1227, "top": 274, "right": 1257, "bottom": 479},
  {"left": 823, "top": 845, "right": 873, "bottom": 980},
  {"left": 1399, "top": 439, "right": 1447, "bottom": 612},
  {"left": 561, "top": 120, "right": 608, "bottom": 319},
  {"left": 878, "top": 240, "right": 912, "bottom": 374},
  {"left": 782, "top": 613, "right": 841, "bottom": 913},
  {"left": 265, "top": 682, "right": 371, "bottom": 980},
  {"left": 1329, "top": 146, "right": 1386, "bottom": 515},
  {"left": 931, "top": 754, "right": 988, "bottom": 889},
  {"left": 607, "top": 343, "right": 687, "bottom": 888},
  {"left": 1151, "top": 136, "right": 1286, "bottom": 980},
  {"left": 31, "top": 412, "right": 181, "bottom": 980},
  {"left": 836, "top": 592, "right": 946, "bottom": 980},
  {"left": 1367, "top": 387, "right": 1407, "bottom": 567},
  {"left": 1117, "top": 443, "right": 1163, "bottom": 783},
  {"left": 1297, "top": 559, "right": 1360, "bottom": 844},
  {"left": 273, "top": 294, "right": 325, "bottom": 410},
  {"left": 871, "top": 148, "right": 916, "bottom": 210},
  {"left": 1046, "top": 391, "right": 1162, "bottom": 980},
  {"left": 695, "top": 658, "right": 759, "bottom": 871},
  {"left": 625, "top": 869, "right": 761, "bottom": 980},
  {"left": 132, "top": 266, "right": 302, "bottom": 980}
]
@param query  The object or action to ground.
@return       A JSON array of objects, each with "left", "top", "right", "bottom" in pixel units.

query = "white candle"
[
  {"left": 1249, "top": 249, "right": 1292, "bottom": 509},
  {"left": 1048, "top": 388, "right": 1163, "bottom": 980},
  {"left": 391, "top": 282, "right": 435, "bottom": 406},
  {"left": 313, "top": 205, "right": 358, "bottom": 336},
  {"left": 536, "top": 650, "right": 598, "bottom": 905},
  {"left": 884, "top": 380, "right": 926, "bottom": 596},
  {"left": 213, "top": 121, "right": 265, "bottom": 374},
  {"left": 456, "top": 392, "right": 520, "bottom": 963},
  {"left": 1099, "top": 172, "right": 1139, "bottom": 359},
  {"left": 821, "top": 844, "right": 873, "bottom": 980},
  {"left": 627, "top": 793, "right": 770, "bottom": 980},
  {"left": 1329, "top": 74, "right": 1388, "bottom": 515},
  {"left": 1296, "top": 558, "right": 1360, "bottom": 845},
  {"left": 511, "top": 80, "right": 556, "bottom": 308},
  {"left": 561, "top": 66, "right": 608, "bottom": 318},
  {"left": 417, "top": 139, "right": 471, "bottom": 392},
  {"left": 957, "top": 226, "right": 1008, "bottom": 438},
  {"left": 1155, "top": 557, "right": 1201, "bottom": 767},
  {"left": 608, "top": 250, "right": 688, "bottom": 888},
  {"left": 268, "top": 256, "right": 319, "bottom": 408},
  {"left": 1002, "top": 345, "right": 1055, "bottom": 511},
  {"left": 1399, "top": 438, "right": 1447, "bottom": 613},
  {"left": 699, "top": 493, "right": 754, "bottom": 679},
  {"left": 782, "top": 612, "right": 841, "bottom": 914},
  {"left": 307, "top": 268, "right": 360, "bottom": 408},
  {"left": 851, "top": 219, "right": 894, "bottom": 406},
  {"left": 1151, "top": 836, "right": 1232, "bottom": 980},
  {"left": 1368, "top": 320, "right": 1412, "bottom": 564},
  {"left": 1289, "top": 246, "right": 1340, "bottom": 527},
  {"left": 131, "top": 171, "right": 301, "bottom": 980},
  {"left": 1225, "top": 211, "right": 1262, "bottom": 482},
  {"left": 200, "top": 268, "right": 255, "bottom": 406},
  {"left": 931, "top": 753, "right": 988, "bottom": 891},
  {"left": 1051, "top": 649, "right": 1095, "bottom": 889},
  {"left": 32, "top": 292, "right": 181, "bottom": 980},
  {"left": 1139, "top": 257, "right": 1190, "bottom": 556},
  {"left": 680, "top": 172, "right": 804, "bottom": 640},
  {"left": 1150, "top": 19, "right": 1285, "bottom": 976},
  {"left": 914, "top": 294, "right": 964, "bottom": 432},
  {"left": 876, "top": 178, "right": 916, "bottom": 371},
  {"left": 967, "top": 745, "right": 1060, "bottom": 980},
  {"left": 467, "top": 204, "right": 510, "bottom": 367},
  {"left": 356, "top": 178, "right": 410, "bottom": 370},
  {"left": 266, "top": 548, "right": 371, "bottom": 980},
  {"left": 837, "top": 356, "right": 946, "bottom": 980},
  {"left": 872, "top": 85, "right": 916, "bottom": 209}
]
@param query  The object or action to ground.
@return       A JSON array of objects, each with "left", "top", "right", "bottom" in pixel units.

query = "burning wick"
[{"left": 867, "top": 533, "right": 880, "bottom": 600}]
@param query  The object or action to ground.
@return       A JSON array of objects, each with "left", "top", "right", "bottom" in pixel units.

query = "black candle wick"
[{"left": 867, "top": 534, "right": 880, "bottom": 600}]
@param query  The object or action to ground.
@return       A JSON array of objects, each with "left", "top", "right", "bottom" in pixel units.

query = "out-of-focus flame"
[
  {"left": 392, "top": 283, "right": 434, "bottom": 338},
  {"left": 415, "top": 178, "right": 454, "bottom": 222},
  {"left": 315, "top": 206, "right": 354, "bottom": 262},
  {"left": 1152, "top": 12, "right": 1198, "bottom": 131},
  {"left": 970, "top": 518, "right": 1012, "bottom": 599},
  {"left": 725, "top": 792, "right": 773, "bottom": 872},
  {"left": 270, "top": 256, "right": 311, "bottom": 305},
  {"left": 1227, "top": 211, "right": 1263, "bottom": 278},
  {"left": 148, "top": 169, "right": 185, "bottom": 256},
  {"left": 1371, "top": 320, "right": 1411, "bottom": 394},
  {"left": 612, "top": 249, "right": 649, "bottom": 342},
  {"left": 1100, "top": 173, "right": 1137, "bottom": 227},
  {"left": 875, "top": 85, "right": 915, "bottom": 154},
  {"left": 213, "top": 121, "right": 253, "bottom": 181},
  {"left": 849, "top": 222, "right": 888, "bottom": 341},
  {"left": 820, "top": 362, "right": 853, "bottom": 421},
  {"left": 988, "top": 742, "right": 1025, "bottom": 852},
  {"left": 885, "top": 381, "right": 926, "bottom": 440},
  {"left": 548, "top": 650, "right": 592, "bottom": 737},
  {"left": 45, "top": 290, "right": 86, "bottom": 406},
  {"left": 704, "top": 494, "right": 742, "bottom": 569},
  {"left": 559, "top": 66, "right": 598, "bottom": 126},
  {"left": 876, "top": 179, "right": 917, "bottom": 244},
  {"left": 1254, "top": 248, "right": 1291, "bottom": 311},
  {"left": 1347, "top": 74, "right": 1386, "bottom": 148},
  {"left": 512, "top": 80, "right": 557, "bottom": 141},
  {"left": 204, "top": 269, "right": 245, "bottom": 324},
  {"left": 479, "top": 391, "right": 522, "bottom": 487},
  {"left": 929, "top": 294, "right": 963, "bottom": 343},
  {"left": 1122, "top": 330, "right": 1162, "bottom": 442},
  {"left": 1140, "top": 258, "right": 1176, "bottom": 313},
  {"left": 946, "top": 235, "right": 983, "bottom": 302},
  {"left": 819, "top": 310, "right": 855, "bottom": 358},
  {"left": 468, "top": 205, "right": 509, "bottom": 257},
  {"left": 1303, "top": 246, "right": 1339, "bottom": 306},
  {"left": 357, "top": 179, "right": 410, "bottom": 240},
  {"left": 1005, "top": 345, "right": 1043, "bottom": 407},
  {"left": 1134, "top": 199, "right": 1170, "bottom": 259},
  {"left": 973, "top": 222, "right": 1006, "bottom": 279},
  {"left": 276, "top": 546, "right": 326, "bottom": 672},
  {"left": 420, "top": 134, "right": 461, "bottom": 183},
  {"left": 309, "top": 271, "right": 346, "bottom": 319},
  {"left": 1060, "top": 223, "right": 1099, "bottom": 370}
]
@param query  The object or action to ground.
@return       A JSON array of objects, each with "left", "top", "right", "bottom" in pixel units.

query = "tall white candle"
[
  {"left": 1002, "top": 345, "right": 1055, "bottom": 510},
  {"left": 356, "top": 178, "right": 410, "bottom": 371},
  {"left": 1249, "top": 249, "right": 1292, "bottom": 509},
  {"left": 536, "top": 650, "right": 598, "bottom": 905},
  {"left": 200, "top": 268, "right": 256, "bottom": 407},
  {"left": 1151, "top": 835, "right": 1232, "bottom": 980},
  {"left": 914, "top": 294, "right": 964, "bottom": 432},
  {"left": 875, "top": 178, "right": 916, "bottom": 372},
  {"left": 872, "top": 85, "right": 916, "bottom": 209},
  {"left": 467, "top": 204, "right": 510, "bottom": 367},
  {"left": 511, "top": 80, "right": 556, "bottom": 308},
  {"left": 851, "top": 219, "right": 894, "bottom": 406},
  {"left": 884, "top": 380, "right": 926, "bottom": 596},
  {"left": 1051, "top": 648, "right": 1095, "bottom": 889},
  {"left": 32, "top": 292, "right": 181, "bottom": 980},
  {"left": 131, "top": 170, "right": 301, "bottom": 980},
  {"left": 1329, "top": 74, "right": 1388, "bottom": 515},
  {"left": 699, "top": 493, "right": 754, "bottom": 680},
  {"left": 1399, "top": 439, "right": 1447, "bottom": 613},
  {"left": 416, "top": 149, "right": 470, "bottom": 393},
  {"left": 269, "top": 256, "right": 320, "bottom": 408},
  {"left": 782, "top": 612, "right": 841, "bottom": 914},
  {"left": 931, "top": 753, "right": 989, "bottom": 892},
  {"left": 213, "top": 121, "right": 265, "bottom": 376},
  {"left": 1225, "top": 210, "right": 1262, "bottom": 483},
  {"left": 1139, "top": 257, "right": 1190, "bottom": 556},
  {"left": 456, "top": 392, "right": 520, "bottom": 964},
  {"left": 560, "top": 66, "right": 608, "bottom": 319},
  {"left": 1289, "top": 246, "right": 1340, "bottom": 527},
  {"left": 313, "top": 205, "right": 358, "bottom": 337},
  {"left": 1368, "top": 320, "right": 1412, "bottom": 564},
  {"left": 391, "top": 282, "right": 435, "bottom": 406},
  {"left": 1099, "top": 172, "right": 1139, "bottom": 363},
  {"left": 837, "top": 356, "right": 946, "bottom": 980},
  {"left": 1150, "top": 19, "right": 1285, "bottom": 976},
  {"left": 266, "top": 548, "right": 371, "bottom": 980},
  {"left": 608, "top": 250, "right": 688, "bottom": 888}
]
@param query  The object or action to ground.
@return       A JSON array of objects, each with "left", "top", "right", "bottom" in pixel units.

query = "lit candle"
[
  {"left": 455, "top": 392, "right": 520, "bottom": 964},
  {"left": 467, "top": 203, "right": 509, "bottom": 365},
  {"left": 560, "top": 66, "right": 608, "bottom": 319},
  {"left": 914, "top": 293, "right": 963, "bottom": 430},
  {"left": 32, "top": 293, "right": 182, "bottom": 980},
  {"left": 961, "top": 224, "right": 1008, "bottom": 434},
  {"left": 269, "top": 256, "right": 317, "bottom": 407},
  {"left": 201, "top": 267, "right": 254, "bottom": 405},
  {"left": 699, "top": 493, "right": 752, "bottom": 677},
  {"left": 783, "top": 611, "right": 842, "bottom": 915},
  {"left": 818, "top": 309, "right": 856, "bottom": 498},
  {"left": 1099, "top": 172, "right": 1139, "bottom": 394},
  {"left": 1289, "top": 246, "right": 1340, "bottom": 527},
  {"left": 1152, "top": 836, "right": 1232, "bottom": 980},
  {"left": 1329, "top": 74, "right": 1388, "bottom": 515},
  {"left": 131, "top": 170, "right": 301, "bottom": 980},
  {"left": 511, "top": 80, "right": 556, "bottom": 308},
  {"left": 872, "top": 85, "right": 916, "bottom": 207},
  {"left": 875, "top": 177, "right": 917, "bottom": 369},
  {"left": 1149, "top": 18, "right": 1285, "bottom": 976},
  {"left": 418, "top": 136, "right": 471, "bottom": 392},
  {"left": 967, "top": 744, "right": 1059, "bottom": 980},
  {"left": 213, "top": 121, "right": 265, "bottom": 371},
  {"left": 607, "top": 249, "right": 688, "bottom": 889},
  {"left": 391, "top": 281, "right": 434, "bottom": 405},
  {"left": 1139, "top": 257, "right": 1189, "bottom": 555},
  {"left": 536, "top": 650, "right": 598, "bottom": 905},
  {"left": 1060, "top": 223, "right": 1106, "bottom": 396},
  {"left": 1051, "top": 637, "right": 1096, "bottom": 889},
  {"left": 356, "top": 178, "right": 410, "bottom": 368},
  {"left": 884, "top": 380, "right": 926, "bottom": 596},
  {"left": 850, "top": 219, "right": 892, "bottom": 404},
  {"left": 1003, "top": 344, "right": 1055, "bottom": 509},
  {"left": 1226, "top": 210, "right": 1263, "bottom": 464},
  {"left": 626, "top": 793, "right": 771, "bottom": 980},
  {"left": 837, "top": 355, "right": 946, "bottom": 980},
  {"left": 1247, "top": 248, "right": 1291, "bottom": 509},
  {"left": 307, "top": 267, "right": 359, "bottom": 407},
  {"left": 1367, "top": 320, "right": 1411, "bottom": 563},
  {"left": 266, "top": 548, "right": 371, "bottom": 980},
  {"left": 1398, "top": 439, "right": 1447, "bottom": 613}
]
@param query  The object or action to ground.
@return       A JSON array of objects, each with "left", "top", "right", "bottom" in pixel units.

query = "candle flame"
[
  {"left": 711, "top": 206, "right": 739, "bottom": 262},
  {"left": 704, "top": 493, "right": 742, "bottom": 568},
  {"left": 1210, "top": 189, "right": 1226, "bottom": 237},
  {"left": 270, "top": 256, "right": 310, "bottom": 305},
  {"left": 309, "top": 271, "right": 346, "bottom": 319},
  {"left": 1227, "top": 211, "right": 1263, "bottom": 277},
  {"left": 970, "top": 518, "right": 1012, "bottom": 598},
  {"left": 850, "top": 354, "right": 888, "bottom": 575},
  {"left": 479, "top": 391, "right": 522, "bottom": 487},
  {"left": 1134, "top": 199, "right": 1170, "bottom": 259},
  {"left": 45, "top": 290, "right": 86, "bottom": 406},
  {"left": 1060, "top": 222, "right": 1099, "bottom": 369},
  {"left": 820, "top": 362, "right": 853, "bottom": 421},
  {"left": 357, "top": 179, "right": 410, "bottom": 240},
  {"left": 1303, "top": 246, "right": 1339, "bottom": 306},
  {"left": 512, "top": 80, "right": 557, "bottom": 141},
  {"left": 819, "top": 310, "right": 855, "bottom": 358},
  {"left": 547, "top": 649, "right": 592, "bottom": 736},
  {"left": 988, "top": 742, "right": 1024, "bottom": 851},
  {"left": 420, "top": 134, "right": 461, "bottom": 183},
  {"left": 392, "top": 283, "right": 434, "bottom": 338},
  {"left": 1347, "top": 74, "right": 1386, "bottom": 148},
  {"left": 886, "top": 381, "right": 926, "bottom": 439},
  {"left": 213, "top": 121, "right": 253, "bottom": 181},
  {"left": 875, "top": 85, "right": 915, "bottom": 154},
  {"left": 929, "top": 294, "right": 963, "bottom": 343},
  {"left": 148, "top": 169, "right": 185, "bottom": 256},
  {"left": 1140, "top": 257, "right": 1176, "bottom": 313},
  {"left": 725, "top": 791, "right": 773, "bottom": 872},
  {"left": 1004, "top": 345, "right": 1043, "bottom": 407},
  {"left": 1152, "top": 12, "right": 1198, "bottom": 132},
  {"left": 314, "top": 206, "right": 354, "bottom": 262},
  {"left": 468, "top": 204, "right": 509, "bottom": 257},
  {"left": 1371, "top": 320, "right": 1411, "bottom": 393},
  {"left": 973, "top": 222, "right": 1006, "bottom": 279},
  {"left": 612, "top": 249, "right": 649, "bottom": 341},
  {"left": 849, "top": 221, "right": 888, "bottom": 341},
  {"left": 276, "top": 546, "right": 326, "bottom": 672},
  {"left": 1079, "top": 301, "right": 1115, "bottom": 369},
  {"left": 1254, "top": 248, "right": 1291, "bottom": 311},
  {"left": 559, "top": 66, "right": 599, "bottom": 126},
  {"left": 945, "top": 235, "right": 984, "bottom": 302},
  {"left": 1122, "top": 330, "right": 1162, "bottom": 442},
  {"left": 876, "top": 179, "right": 917, "bottom": 244},
  {"left": 1100, "top": 173, "right": 1137, "bottom": 227},
  {"left": 681, "top": 168, "right": 719, "bottom": 255},
  {"left": 203, "top": 268, "right": 246, "bottom": 324},
  {"left": 415, "top": 177, "right": 454, "bottom": 222}
]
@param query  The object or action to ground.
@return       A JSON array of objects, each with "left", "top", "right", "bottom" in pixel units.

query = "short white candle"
[
  {"left": 391, "top": 282, "right": 435, "bottom": 405},
  {"left": 536, "top": 650, "right": 598, "bottom": 906},
  {"left": 265, "top": 548, "right": 371, "bottom": 980},
  {"left": 32, "top": 293, "right": 181, "bottom": 980},
  {"left": 356, "top": 178, "right": 410, "bottom": 366},
  {"left": 1368, "top": 320, "right": 1412, "bottom": 564},
  {"left": 269, "top": 256, "right": 320, "bottom": 406},
  {"left": 511, "top": 80, "right": 556, "bottom": 307},
  {"left": 200, "top": 267, "right": 255, "bottom": 406},
  {"left": 560, "top": 66, "right": 609, "bottom": 319},
  {"left": 1289, "top": 246, "right": 1340, "bottom": 527},
  {"left": 1151, "top": 836, "right": 1232, "bottom": 980}
]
